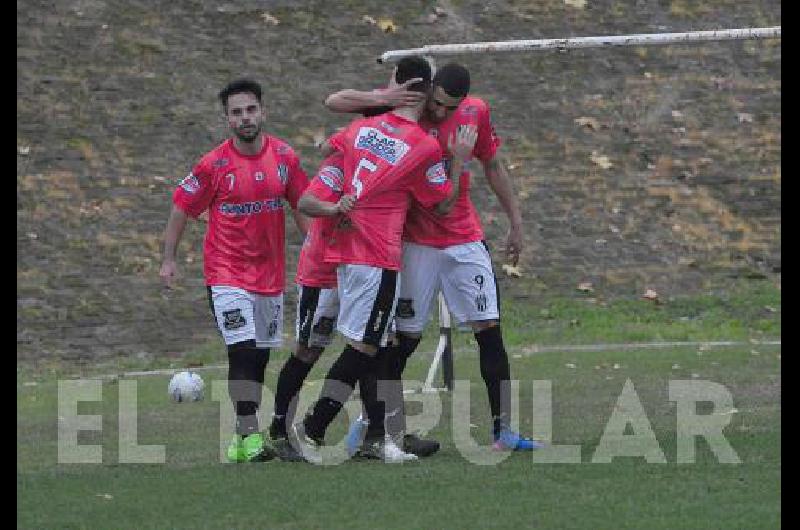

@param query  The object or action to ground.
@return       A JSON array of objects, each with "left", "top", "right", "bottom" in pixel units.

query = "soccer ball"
[{"left": 168, "top": 371, "right": 205, "bottom": 402}]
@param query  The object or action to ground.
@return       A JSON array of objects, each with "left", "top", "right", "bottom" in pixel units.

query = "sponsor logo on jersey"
[
  {"left": 425, "top": 161, "right": 448, "bottom": 185},
  {"left": 380, "top": 121, "right": 399, "bottom": 134},
  {"left": 179, "top": 173, "right": 200, "bottom": 194},
  {"left": 355, "top": 127, "right": 410, "bottom": 165},
  {"left": 212, "top": 158, "right": 229, "bottom": 168},
  {"left": 219, "top": 198, "right": 284, "bottom": 216},
  {"left": 277, "top": 164, "right": 288, "bottom": 185},
  {"left": 318, "top": 165, "right": 344, "bottom": 192},
  {"left": 461, "top": 105, "right": 478, "bottom": 117},
  {"left": 254, "top": 171, "right": 264, "bottom": 181},
  {"left": 225, "top": 172, "right": 236, "bottom": 191}
]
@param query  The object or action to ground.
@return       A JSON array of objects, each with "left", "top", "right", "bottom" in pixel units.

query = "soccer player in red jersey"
[
  {"left": 266, "top": 153, "right": 353, "bottom": 460},
  {"left": 289, "top": 56, "right": 459, "bottom": 463},
  {"left": 326, "top": 63, "right": 544, "bottom": 451},
  {"left": 159, "top": 79, "right": 310, "bottom": 463}
]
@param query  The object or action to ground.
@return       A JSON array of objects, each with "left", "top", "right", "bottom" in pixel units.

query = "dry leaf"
[
  {"left": 377, "top": 18, "right": 397, "bottom": 32},
  {"left": 95, "top": 494, "right": 114, "bottom": 500},
  {"left": 564, "top": 0, "right": 587, "bottom": 8},
  {"left": 577, "top": 281, "right": 594, "bottom": 293},
  {"left": 643, "top": 72, "right": 653, "bottom": 79},
  {"left": 261, "top": 12, "right": 280, "bottom": 25},
  {"left": 502, "top": 263, "right": 523, "bottom": 277},
  {"left": 574, "top": 116, "right": 600, "bottom": 130},
  {"left": 565, "top": 362, "right": 577, "bottom": 369},
  {"left": 671, "top": 110, "right": 684, "bottom": 119},
  {"left": 590, "top": 151, "right": 613, "bottom": 169},
  {"left": 433, "top": 6, "right": 447, "bottom": 16},
  {"left": 18, "top": 145, "right": 31, "bottom": 155},
  {"left": 362, "top": 15, "right": 377, "bottom": 25},
  {"left": 737, "top": 112, "right": 753, "bottom": 123},
  {"left": 643, "top": 288, "right": 659, "bottom": 300}
]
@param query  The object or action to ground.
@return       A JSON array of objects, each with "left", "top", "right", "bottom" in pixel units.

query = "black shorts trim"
[
  {"left": 362, "top": 269, "right": 398, "bottom": 347},
  {"left": 297, "top": 286, "right": 322, "bottom": 346}
]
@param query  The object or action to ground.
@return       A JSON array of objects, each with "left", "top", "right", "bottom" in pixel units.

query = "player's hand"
[
  {"left": 448, "top": 125, "right": 478, "bottom": 161},
  {"left": 160, "top": 260, "right": 179, "bottom": 289},
  {"left": 381, "top": 78, "right": 427, "bottom": 108},
  {"left": 336, "top": 194, "right": 357, "bottom": 214},
  {"left": 505, "top": 226, "right": 523, "bottom": 266},
  {"left": 197, "top": 210, "right": 209, "bottom": 223}
]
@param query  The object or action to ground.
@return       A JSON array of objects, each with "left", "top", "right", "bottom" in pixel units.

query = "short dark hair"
[
  {"left": 218, "top": 78, "right": 263, "bottom": 109},
  {"left": 394, "top": 56, "right": 432, "bottom": 93},
  {"left": 433, "top": 63, "right": 470, "bottom": 98}
]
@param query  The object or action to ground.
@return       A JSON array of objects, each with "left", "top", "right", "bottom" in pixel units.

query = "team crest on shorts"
[
  {"left": 396, "top": 298, "right": 415, "bottom": 318},
  {"left": 222, "top": 309, "right": 246, "bottom": 330}
]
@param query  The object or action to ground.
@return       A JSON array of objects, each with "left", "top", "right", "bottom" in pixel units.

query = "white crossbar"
[{"left": 379, "top": 27, "right": 781, "bottom": 63}]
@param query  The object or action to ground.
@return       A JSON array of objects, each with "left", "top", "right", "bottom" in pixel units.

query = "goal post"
[{"left": 378, "top": 27, "right": 781, "bottom": 63}]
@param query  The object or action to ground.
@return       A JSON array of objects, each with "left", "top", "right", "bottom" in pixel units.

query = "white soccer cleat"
[{"left": 381, "top": 436, "right": 419, "bottom": 463}]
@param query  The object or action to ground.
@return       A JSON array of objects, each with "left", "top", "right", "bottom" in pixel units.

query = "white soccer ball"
[{"left": 168, "top": 371, "right": 205, "bottom": 402}]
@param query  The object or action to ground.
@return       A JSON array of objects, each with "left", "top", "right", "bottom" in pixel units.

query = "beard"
[{"left": 234, "top": 124, "right": 261, "bottom": 143}]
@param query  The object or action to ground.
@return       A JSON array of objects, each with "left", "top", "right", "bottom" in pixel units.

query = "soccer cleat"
[
  {"left": 492, "top": 428, "right": 546, "bottom": 452},
  {"left": 289, "top": 422, "right": 323, "bottom": 464},
  {"left": 381, "top": 436, "right": 419, "bottom": 463},
  {"left": 403, "top": 434, "right": 440, "bottom": 457},
  {"left": 356, "top": 435, "right": 418, "bottom": 463},
  {"left": 270, "top": 435, "right": 305, "bottom": 462},
  {"left": 345, "top": 415, "right": 369, "bottom": 457},
  {"left": 226, "top": 435, "right": 246, "bottom": 463},
  {"left": 241, "top": 432, "right": 276, "bottom": 462}
]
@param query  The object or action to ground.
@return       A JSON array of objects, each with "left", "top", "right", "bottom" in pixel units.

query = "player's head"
[
  {"left": 218, "top": 78, "right": 264, "bottom": 143},
  {"left": 393, "top": 56, "right": 432, "bottom": 100},
  {"left": 427, "top": 63, "right": 470, "bottom": 122}
]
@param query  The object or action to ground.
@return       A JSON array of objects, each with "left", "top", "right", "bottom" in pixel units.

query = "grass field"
[{"left": 17, "top": 280, "right": 780, "bottom": 529}]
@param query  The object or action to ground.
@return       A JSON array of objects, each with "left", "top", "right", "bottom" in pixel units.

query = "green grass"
[{"left": 17, "top": 280, "right": 780, "bottom": 529}]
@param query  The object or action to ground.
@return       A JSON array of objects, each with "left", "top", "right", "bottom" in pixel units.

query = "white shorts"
[
  {"left": 336, "top": 264, "right": 400, "bottom": 348},
  {"left": 295, "top": 284, "right": 340, "bottom": 348},
  {"left": 208, "top": 286, "right": 283, "bottom": 348},
  {"left": 395, "top": 241, "right": 500, "bottom": 334}
]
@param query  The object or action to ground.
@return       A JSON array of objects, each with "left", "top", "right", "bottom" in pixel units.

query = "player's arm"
[
  {"left": 324, "top": 78, "right": 425, "bottom": 114},
  {"left": 434, "top": 125, "right": 479, "bottom": 215},
  {"left": 298, "top": 190, "right": 356, "bottom": 218},
  {"left": 160, "top": 205, "right": 189, "bottom": 288},
  {"left": 291, "top": 209, "right": 311, "bottom": 235},
  {"left": 481, "top": 152, "right": 524, "bottom": 265}
]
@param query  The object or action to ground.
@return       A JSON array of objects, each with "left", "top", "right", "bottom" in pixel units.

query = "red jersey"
[
  {"left": 295, "top": 154, "right": 344, "bottom": 288},
  {"left": 172, "top": 136, "right": 309, "bottom": 295},
  {"left": 320, "top": 112, "right": 452, "bottom": 270},
  {"left": 404, "top": 96, "right": 501, "bottom": 248}
]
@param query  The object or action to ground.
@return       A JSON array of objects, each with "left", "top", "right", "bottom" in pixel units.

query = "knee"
[
  {"left": 294, "top": 344, "right": 323, "bottom": 364},
  {"left": 470, "top": 320, "right": 499, "bottom": 333}
]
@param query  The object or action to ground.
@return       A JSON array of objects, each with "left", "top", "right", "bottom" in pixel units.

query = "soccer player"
[
  {"left": 290, "top": 56, "right": 458, "bottom": 463},
  {"left": 326, "top": 63, "right": 543, "bottom": 451},
  {"left": 160, "top": 78, "right": 310, "bottom": 463},
  {"left": 266, "top": 152, "right": 351, "bottom": 460}
]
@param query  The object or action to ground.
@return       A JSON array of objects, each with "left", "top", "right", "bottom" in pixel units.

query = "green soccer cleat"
[
  {"left": 227, "top": 435, "right": 246, "bottom": 463},
  {"left": 242, "top": 432, "right": 275, "bottom": 462}
]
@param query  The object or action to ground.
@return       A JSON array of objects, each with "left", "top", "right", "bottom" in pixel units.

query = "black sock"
[
  {"left": 474, "top": 326, "right": 512, "bottom": 436},
  {"left": 228, "top": 344, "right": 270, "bottom": 436},
  {"left": 304, "top": 345, "right": 368, "bottom": 440},
  {"left": 272, "top": 355, "right": 315, "bottom": 436},
  {"left": 361, "top": 347, "right": 387, "bottom": 439}
]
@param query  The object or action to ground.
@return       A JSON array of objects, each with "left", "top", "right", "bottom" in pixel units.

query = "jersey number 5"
[{"left": 352, "top": 158, "right": 377, "bottom": 199}]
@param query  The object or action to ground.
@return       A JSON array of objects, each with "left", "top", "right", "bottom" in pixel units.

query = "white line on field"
[{"left": 89, "top": 338, "right": 779, "bottom": 380}]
